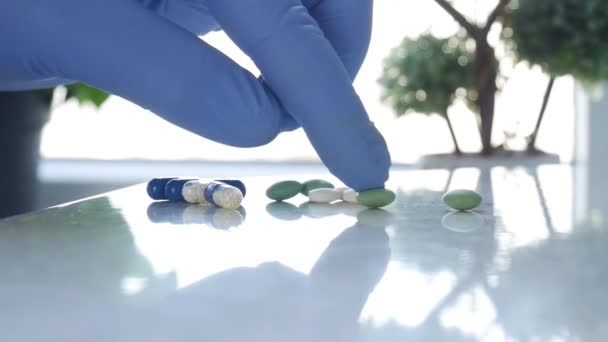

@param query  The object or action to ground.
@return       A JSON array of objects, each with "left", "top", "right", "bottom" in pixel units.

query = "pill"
[
  {"left": 147, "top": 177, "right": 177, "bottom": 200},
  {"left": 182, "top": 180, "right": 208, "bottom": 204},
  {"left": 215, "top": 179, "right": 247, "bottom": 197},
  {"left": 266, "top": 180, "right": 303, "bottom": 201},
  {"left": 165, "top": 178, "right": 197, "bottom": 202},
  {"left": 357, "top": 188, "right": 396, "bottom": 208},
  {"left": 308, "top": 188, "right": 342, "bottom": 203},
  {"left": 301, "top": 179, "right": 335, "bottom": 196},
  {"left": 204, "top": 181, "right": 243, "bottom": 210},
  {"left": 442, "top": 189, "right": 482, "bottom": 211},
  {"left": 342, "top": 189, "right": 359, "bottom": 203},
  {"left": 334, "top": 187, "right": 350, "bottom": 195}
]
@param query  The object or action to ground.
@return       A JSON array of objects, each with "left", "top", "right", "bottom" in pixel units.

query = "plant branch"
[
  {"left": 528, "top": 76, "right": 556, "bottom": 151},
  {"left": 483, "top": 0, "right": 511, "bottom": 36},
  {"left": 434, "top": 0, "right": 481, "bottom": 39}
]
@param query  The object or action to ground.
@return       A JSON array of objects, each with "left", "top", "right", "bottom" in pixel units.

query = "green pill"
[
  {"left": 442, "top": 189, "right": 482, "bottom": 211},
  {"left": 266, "top": 180, "right": 303, "bottom": 201},
  {"left": 356, "top": 188, "right": 396, "bottom": 208},
  {"left": 301, "top": 179, "right": 335, "bottom": 196}
]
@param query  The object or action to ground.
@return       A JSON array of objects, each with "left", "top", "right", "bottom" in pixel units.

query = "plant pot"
[
  {"left": 0, "top": 90, "right": 51, "bottom": 218},
  {"left": 416, "top": 151, "right": 561, "bottom": 170}
]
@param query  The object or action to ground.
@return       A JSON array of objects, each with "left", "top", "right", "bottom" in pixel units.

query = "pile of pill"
[
  {"left": 266, "top": 179, "right": 396, "bottom": 208},
  {"left": 442, "top": 189, "right": 482, "bottom": 211},
  {"left": 147, "top": 177, "right": 246, "bottom": 210}
]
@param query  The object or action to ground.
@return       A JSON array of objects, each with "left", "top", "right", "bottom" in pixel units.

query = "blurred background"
[{"left": 1, "top": 0, "right": 605, "bottom": 219}]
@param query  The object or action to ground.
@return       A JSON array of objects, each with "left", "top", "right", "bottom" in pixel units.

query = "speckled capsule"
[
  {"left": 204, "top": 181, "right": 243, "bottom": 210},
  {"left": 182, "top": 180, "right": 209, "bottom": 204},
  {"left": 215, "top": 179, "right": 247, "bottom": 197}
]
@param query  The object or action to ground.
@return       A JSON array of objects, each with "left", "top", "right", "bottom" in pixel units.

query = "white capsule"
[
  {"left": 342, "top": 189, "right": 359, "bottom": 204},
  {"left": 182, "top": 180, "right": 208, "bottom": 204},
  {"left": 308, "top": 188, "right": 342, "bottom": 203}
]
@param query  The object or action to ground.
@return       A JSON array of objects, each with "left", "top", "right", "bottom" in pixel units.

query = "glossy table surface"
[{"left": 1, "top": 166, "right": 606, "bottom": 341}]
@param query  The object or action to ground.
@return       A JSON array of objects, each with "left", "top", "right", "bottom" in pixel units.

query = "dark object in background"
[{"left": 0, "top": 90, "right": 51, "bottom": 218}]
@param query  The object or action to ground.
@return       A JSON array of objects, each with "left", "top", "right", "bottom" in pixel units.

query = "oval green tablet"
[
  {"left": 266, "top": 180, "right": 303, "bottom": 201},
  {"left": 356, "top": 188, "right": 396, "bottom": 208},
  {"left": 442, "top": 189, "right": 482, "bottom": 211},
  {"left": 301, "top": 179, "right": 335, "bottom": 196}
]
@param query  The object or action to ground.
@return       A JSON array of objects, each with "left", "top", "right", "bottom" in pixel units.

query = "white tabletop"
[{"left": 0, "top": 166, "right": 605, "bottom": 341}]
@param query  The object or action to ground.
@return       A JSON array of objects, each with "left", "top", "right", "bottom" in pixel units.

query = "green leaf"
[
  {"left": 378, "top": 32, "right": 478, "bottom": 118},
  {"left": 508, "top": 0, "right": 608, "bottom": 82},
  {"left": 65, "top": 83, "right": 111, "bottom": 108}
]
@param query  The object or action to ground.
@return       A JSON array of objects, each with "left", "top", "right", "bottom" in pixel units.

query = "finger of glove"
[
  {"left": 207, "top": 0, "right": 390, "bottom": 190},
  {"left": 306, "top": 0, "right": 373, "bottom": 80},
  {"left": 32, "top": 0, "right": 295, "bottom": 146}
]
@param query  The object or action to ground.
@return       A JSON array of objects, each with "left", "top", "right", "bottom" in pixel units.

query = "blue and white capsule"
[{"left": 204, "top": 181, "right": 243, "bottom": 210}]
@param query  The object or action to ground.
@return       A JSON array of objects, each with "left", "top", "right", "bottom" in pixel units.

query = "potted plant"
[
  {"left": 507, "top": 0, "right": 608, "bottom": 153},
  {"left": 380, "top": 0, "right": 607, "bottom": 167},
  {"left": 378, "top": 32, "right": 477, "bottom": 156},
  {"left": 0, "top": 84, "right": 109, "bottom": 218},
  {"left": 380, "top": 0, "right": 512, "bottom": 157}
]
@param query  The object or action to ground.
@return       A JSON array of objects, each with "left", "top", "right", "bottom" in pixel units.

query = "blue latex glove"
[{"left": 0, "top": 0, "right": 391, "bottom": 191}]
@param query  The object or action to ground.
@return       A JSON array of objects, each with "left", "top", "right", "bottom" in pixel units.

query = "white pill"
[
  {"left": 342, "top": 189, "right": 359, "bottom": 203},
  {"left": 182, "top": 180, "right": 208, "bottom": 204},
  {"left": 308, "top": 188, "right": 342, "bottom": 203},
  {"left": 334, "top": 187, "right": 350, "bottom": 196}
]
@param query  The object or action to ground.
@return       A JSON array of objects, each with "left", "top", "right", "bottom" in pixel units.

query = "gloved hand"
[{"left": 0, "top": 0, "right": 391, "bottom": 191}]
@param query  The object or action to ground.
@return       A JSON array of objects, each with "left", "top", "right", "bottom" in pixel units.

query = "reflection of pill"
[
  {"left": 309, "top": 188, "right": 342, "bottom": 203},
  {"left": 167, "top": 202, "right": 191, "bottom": 224},
  {"left": 146, "top": 201, "right": 174, "bottom": 223},
  {"left": 357, "top": 208, "right": 393, "bottom": 228},
  {"left": 332, "top": 201, "right": 363, "bottom": 217},
  {"left": 216, "top": 179, "right": 247, "bottom": 197},
  {"left": 266, "top": 181, "right": 303, "bottom": 201},
  {"left": 442, "top": 189, "right": 482, "bottom": 211},
  {"left": 342, "top": 189, "right": 358, "bottom": 204},
  {"left": 182, "top": 180, "right": 208, "bottom": 204},
  {"left": 301, "top": 179, "right": 335, "bottom": 196},
  {"left": 266, "top": 202, "right": 302, "bottom": 221},
  {"left": 299, "top": 202, "right": 339, "bottom": 218},
  {"left": 147, "top": 178, "right": 177, "bottom": 200},
  {"left": 204, "top": 182, "right": 243, "bottom": 210},
  {"left": 441, "top": 211, "right": 484, "bottom": 233},
  {"left": 181, "top": 204, "right": 213, "bottom": 224},
  {"left": 212, "top": 208, "right": 245, "bottom": 229},
  {"left": 165, "top": 179, "right": 196, "bottom": 202}
]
